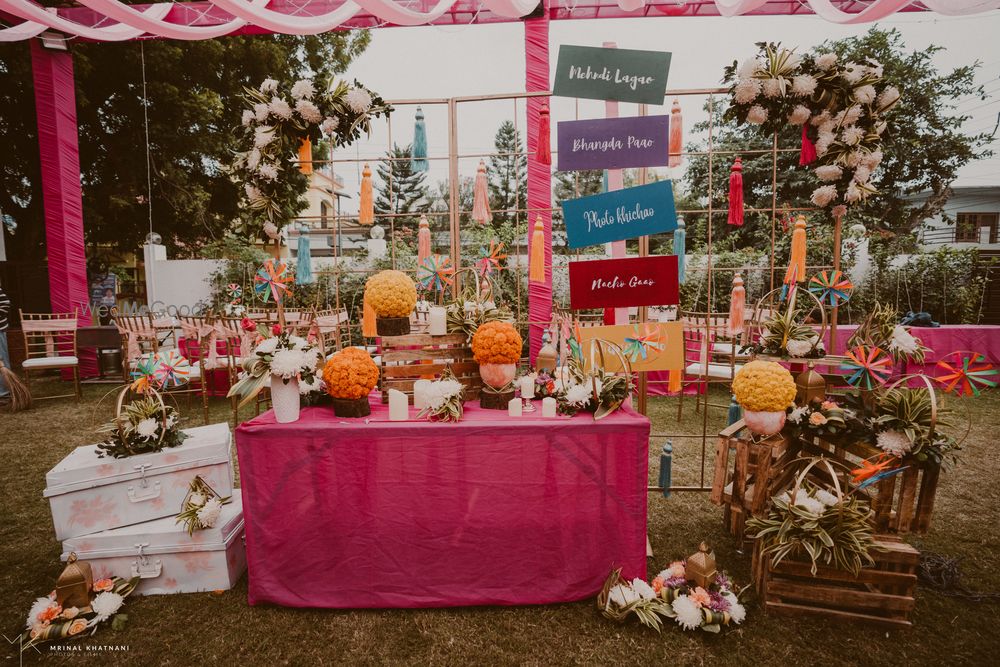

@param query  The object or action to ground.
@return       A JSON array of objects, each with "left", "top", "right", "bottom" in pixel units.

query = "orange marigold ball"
[
  {"left": 365, "top": 270, "right": 417, "bottom": 318},
  {"left": 471, "top": 321, "right": 522, "bottom": 365},
  {"left": 323, "top": 347, "right": 379, "bottom": 399}
]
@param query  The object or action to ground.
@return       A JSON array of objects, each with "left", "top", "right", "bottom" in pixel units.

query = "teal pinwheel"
[
  {"left": 809, "top": 270, "right": 853, "bottom": 307},
  {"left": 254, "top": 259, "right": 293, "bottom": 303},
  {"left": 840, "top": 345, "right": 892, "bottom": 390},
  {"left": 416, "top": 253, "right": 454, "bottom": 292},
  {"left": 935, "top": 351, "right": 998, "bottom": 397},
  {"left": 475, "top": 241, "right": 506, "bottom": 278},
  {"left": 622, "top": 324, "right": 665, "bottom": 363}
]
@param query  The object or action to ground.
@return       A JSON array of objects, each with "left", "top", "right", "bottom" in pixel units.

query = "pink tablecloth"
[{"left": 235, "top": 402, "right": 650, "bottom": 609}]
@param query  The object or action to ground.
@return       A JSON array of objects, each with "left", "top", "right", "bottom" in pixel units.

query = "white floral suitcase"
[
  {"left": 44, "top": 423, "right": 234, "bottom": 540},
  {"left": 61, "top": 497, "right": 246, "bottom": 596}
]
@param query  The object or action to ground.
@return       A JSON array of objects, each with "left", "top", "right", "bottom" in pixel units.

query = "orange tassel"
[
  {"left": 359, "top": 164, "right": 374, "bottom": 226},
  {"left": 668, "top": 369, "right": 681, "bottom": 394},
  {"left": 528, "top": 217, "right": 546, "bottom": 283},
  {"left": 536, "top": 103, "right": 551, "bottom": 166},
  {"left": 298, "top": 139, "right": 313, "bottom": 175},
  {"left": 728, "top": 273, "right": 746, "bottom": 337},
  {"left": 471, "top": 160, "right": 492, "bottom": 225},
  {"left": 417, "top": 214, "right": 431, "bottom": 267},
  {"left": 728, "top": 157, "right": 744, "bottom": 226},
  {"left": 668, "top": 98, "right": 683, "bottom": 167},
  {"left": 784, "top": 215, "right": 807, "bottom": 284},
  {"left": 362, "top": 290, "right": 377, "bottom": 337}
]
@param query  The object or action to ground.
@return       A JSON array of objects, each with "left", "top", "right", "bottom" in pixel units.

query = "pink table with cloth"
[{"left": 235, "top": 402, "right": 650, "bottom": 609}]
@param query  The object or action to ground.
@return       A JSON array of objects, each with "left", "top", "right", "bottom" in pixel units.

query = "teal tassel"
[
  {"left": 295, "top": 222, "right": 313, "bottom": 285},
  {"left": 727, "top": 395, "right": 741, "bottom": 426},
  {"left": 673, "top": 217, "right": 686, "bottom": 284},
  {"left": 658, "top": 441, "right": 673, "bottom": 498},
  {"left": 411, "top": 106, "right": 428, "bottom": 172}
]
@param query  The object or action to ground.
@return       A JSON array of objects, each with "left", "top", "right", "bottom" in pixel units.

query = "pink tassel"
[
  {"left": 536, "top": 103, "right": 551, "bottom": 166},
  {"left": 471, "top": 160, "right": 492, "bottom": 225},
  {"left": 799, "top": 125, "right": 817, "bottom": 166},
  {"left": 728, "top": 273, "right": 746, "bottom": 337},
  {"left": 728, "top": 157, "right": 744, "bottom": 227},
  {"left": 668, "top": 98, "right": 683, "bottom": 167},
  {"left": 417, "top": 214, "right": 431, "bottom": 267}
]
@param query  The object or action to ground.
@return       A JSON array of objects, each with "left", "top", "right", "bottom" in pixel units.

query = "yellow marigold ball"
[
  {"left": 365, "top": 270, "right": 417, "bottom": 318},
  {"left": 471, "top": 321, "right": 522, "bottom": 365},
  {"left": 323, "top": 347, "right": 379, "bottom": 399},
  {"left": 732, "top": 360, "right": 796, "bottom": 413}
]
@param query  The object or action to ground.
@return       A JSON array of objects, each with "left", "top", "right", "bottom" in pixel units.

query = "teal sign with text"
[
  {"left": 553, "top": 45, "right": 672, "bottom": 105},
  {"left": 561, "top": 180, "right": 677, "bottom": 249}
]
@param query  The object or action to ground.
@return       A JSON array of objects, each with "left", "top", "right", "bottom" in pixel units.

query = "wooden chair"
[
  {"left": 19, "top": 310, "right": 81, "bottom": 402},
  {"left": 677, "top": 312, "right": 744, "bottom": 422},
  {"left": 176, "top": 315, "right": 216, "bottom": 424},
  {"left": 215, "top": 316, "right": 256, "bottom": 425},
  {"left": 112, "top": 310, "right": 159, "bottom": 382},
  {"left": 308, "top": 307, "right": 350, "bottom": 358}
]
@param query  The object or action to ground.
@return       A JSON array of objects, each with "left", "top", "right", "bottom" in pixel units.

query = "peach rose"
[
  {"left": 689, "top": 586, "right": 712, "bottom": 608},
  {"left": 651, "top": 576, "right": 665, "bottom": 593},
  {"left": 93, "top": 578, "right": 114, "bottom": 593},
  {"left": 809, "top": 412, "right": 828, "bottom": 426},
  {"left": 61, "top": 606, "right": 79, "bottom": 620},
  {"left": 821, "top": 400, "right": 838, "bottom": 410},
  {"left": 668, "top": 561, "right": 686, "bottom": 579},
  {"left": 67, "top": 619, "right": 88, "bottom": 636}
]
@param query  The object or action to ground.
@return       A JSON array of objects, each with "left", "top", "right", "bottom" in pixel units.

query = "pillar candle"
[
  {"left": 519, "top": 374, "right": 535, "bottom": 399},
  {"left": 428, "top": 306, "right": 447, "bottom": 336},
  {"left": 388, "top": 389, "right": 408, "bottom": 421},
  {"left": 413, "top": 379, "right": 432, "bottom": 409},
  {"left": 542, "top": 397, "right": 557, "bottom": 418},
  {"left": 507, "top": 397, "right": 522, "bottom": 417}
]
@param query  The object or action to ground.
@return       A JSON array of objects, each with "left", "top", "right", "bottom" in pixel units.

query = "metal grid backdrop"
[{"left": 295, "top": 87, "right": 840, "bottom": 492}]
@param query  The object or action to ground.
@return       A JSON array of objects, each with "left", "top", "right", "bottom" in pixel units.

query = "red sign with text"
[{"left": 568, "top": 255, "right": 679, "bottom": 310}]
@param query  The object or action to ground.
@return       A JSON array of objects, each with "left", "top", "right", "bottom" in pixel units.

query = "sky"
[{"left": 328, "top": 9, "right": 1000, "bottom": 213}]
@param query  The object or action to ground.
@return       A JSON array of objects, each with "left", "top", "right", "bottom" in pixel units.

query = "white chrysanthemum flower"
[
  {"left": 815, "top": 135, "right": 834, "bottom": 157},
  {"left": 811, "top": 185, "right": 838, "bottom": 207},
  {"left": 197, "top": 497, "right": 224, "bottom": 528},
  {"left": 864, "top": 149, "right": 884, "bottom": 169},
  {"left": 287, "top": 335, "right": 309, "bottom": 350},
  {"left": 810, "top": 111, "right": 832, "bottom": 127},
  {"left": 259, "top": 78, "right": 278, "bottom": 93},
  {"left": 762, "top": 78, "right": 783, "bottom": 99},
  {"left": 188, "top": 492, "right": 206, "bottom": 507},
  {"left": 299, "top": 376, "right": 324, "bottom": 395},
  {"left": 868, "top": 61, "right": 885, "bottom": 78},
  {"left": 91, "top": 592, "right": 124, "bottom": 622},
  {"left": 738, "top": 58, "right": 761, "bottom": 79},
  {"left": 844, "top": 151, "right": 863, "bottom": 168},
  {"left": 136, "top": 418, "right": 159, "bottom": 439},
  {"left": 258, "top": 164, "right": 279, "bottom": 181},
  {"left": 565, "top": 383, "right": 592, "bottom": 407},
  {"left": 245, "top": 183, "right": 262, "bottom": 203},
  {"left": 247, "top": 148, "right": 262, "bottom": 171},
  {"left": 733, "top": 78, "right": 762, "bottom": 105},
  {"left": 877, "top": 85, "right": 900, "bottom": 112},
  {"left": 26, "top": 597, "right": 57, "bottom": 629},
  {"left": 842, "top": 65, "right": 864, "bottom": 84},
  {"left": 253, "top": 127, "right": 275, "bottom": 148},
  {"left": 875, "top": 120, "right": 888, "bottom": 136},
  {"left": 241, "top": 110, "right": 254, "bottom": 126},
  {"left": 438, "top": 379, "right": 463, "bottom": 398},
  {"left": 786, "top": 339, "right": 813, "bottom": 358},
  {"left": 794, "top": 494, "right": 826, "bottom": 516},
  {"left": 270, "top": 348, "right": 306, "bottom": 379},
  {"left": 853, "top": 165, "right": 873, "bottom": 184},
  {"left": 815, "top": 165, "right": 843, "bottom": 182},
  {"left": 788, "top": 406, "right": 809, "bottom": 424},
  {"left": 295, "top": 100, "right": 322, "bottom": 124},
  {"left": 877, "top": 429, "right": 913, "bottom": 457},
  {"left": 845, "top": 182, "right": 862, "bottom": 203},
  {"left": 632, "top": 578, "right": 657, "bottom": 601},
  {"left": 253, "top": 103, "right": 269, "bottom": 122},
  {"left": 672, "top": 595, "right": 704, "bottom": 631},
  {"left": 785, "top": 52, "right": 803, "bottom": 71},
  {"left": 889, "top": 325, "right": 920, "bottom": 355},
  {"left": 841, "top": 126, "right": 865, "bottom": 146},
  {"left": 853, "top": 85, "right": 877, "bottom": 105},
  {"left": 255, "top": 337, "right": 280, "bottom": 356},
  {"left": 321, "top": 117, "right": 339, "bottom": 135},
  {"left": 269, "top": 97, "right": 293, "bottom": 120},
  {"left": 262, "top": 221, "right": 280, "bottom": 240},
  {"left": 290, "top": 79, "right": 315, "bottom": 100},
  {"left": 814, "top": 488, "right": 840, "bottom": 507},
  {"left": 608, "top": 584, "right": 639, "bottom": 608},
  {"left": 747, "top": 105, "right": 768, "bottom": 124},
  {"left": 344, "top": 88, "right": 372, "bottom": 114},
  {"left": 792, "top": 74, "right": 817, "bottom": 97},
  {"left": 723, "top": 593, "right": 746, "bottom": 624},
  {"left": 815, "top": 53, "right": 837, "bottom": 71},
  {"left": 844, "top": 106, "right": 863, "bottom": 126},
  {"left": 788, "top": 105, "right": 811, "bottom": 125}
]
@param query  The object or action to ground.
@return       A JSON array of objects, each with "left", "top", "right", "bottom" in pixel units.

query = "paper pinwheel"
[
  {"left": 935, "top": 351, "right": 998, "bottom": 397},
  {"left": 475, "top": 241, "right": 506, "bottom": 278},
  {"left": 153, "top": 350, "right": 192, "bottom": 388},
  {"left": 130, "top": 355, "right": 160, "bottom": 393},
  {"left": 254, "top": 260, "right": 293, "bottom": 303},
  {"left": 623, "top": 324, "right": 665, "bottom": 363},
  {"left": 226, "top": 283, "right": 242, "bottom": 303},
  {"left": 416, "top": 253, "right": 454, "bottom": 292},
  {"left": 840, "top": 345, "right": 893, "bottom": 389},
  {"left": 808, "top": 270, "right": 853, "bottom": 307}
]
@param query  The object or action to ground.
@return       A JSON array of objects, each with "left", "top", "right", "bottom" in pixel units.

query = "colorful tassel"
[
  {"left": 668, "top": 98, "right": 683, "bottom": 167},
  {"left": 536, "top": 102, "right": 551, "bottom": 166},
  {"left": 728, "top": 272, "right": 746, "bottom": 337},
  {"left": 359, "top": 164, "right": 374, "bottom": 226},
  {"left": 673, "top": 217, "right": 686, "bottom": 284},
  {"left": 417, "top": 214, "right": 431, "bottom": 267},
  {"left": 728, "top": 157, "right": 744, "bottom": 227},
  {"left": 298, "top": 139, "right": 313, "bottom": 175},
  {"left": 411, "top": 106, "right": 428, "bottom": 172},
  {"left": 362, "top": 291, "right": 377, "bottom": 337},
  {"left": 784, "top": 215, "right": 807, "bottom": 284},
  {"left": 471, "top": 160, "right": 492, "bottom": 225},
  {"left": 799, "top": 124, "right": 817, "bottom": 166},
  {"left": 528, "top": 216, "right": 545, "bottom": 283}
]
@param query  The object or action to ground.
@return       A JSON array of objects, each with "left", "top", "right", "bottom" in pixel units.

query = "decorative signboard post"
[
  {"left": 557, "top": 116, "right": 670, "bottom": 171},
  {"left": 553, "top": 45, "right": 672, "bottom": 104},
  {"left": 568, "top": 255, "right": 679, "bottom": 310},
  {"left": 561, "top": 180, "right": 678, "bottom": 249}
]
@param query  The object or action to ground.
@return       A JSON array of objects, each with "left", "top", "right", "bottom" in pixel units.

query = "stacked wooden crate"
[{"left": 379, "top": 333, "right": 481, "bottom": 403}]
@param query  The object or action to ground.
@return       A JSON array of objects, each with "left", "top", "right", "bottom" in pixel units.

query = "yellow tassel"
[
  {"left": 359, "top": 164, "right": 374, "bottom": 226},
  {"left": 298, "top": 139, "right": 313, "bottom": 175},
  {"left": 362, "top": 290, "right": 377, "bottom": 338},
  {"left": 784, "top": 215, "right": 807, "bottom": 283},
  {"left": 528, "top": 216, "right": 546, "bottom": 283}
]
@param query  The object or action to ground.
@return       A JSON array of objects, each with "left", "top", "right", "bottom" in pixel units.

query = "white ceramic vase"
[
  {"left": 270, "top": 374, "right": 301, "bottom": 424},
  {"left": 743, "top": 409, "right": 786, "bottom": 436}
]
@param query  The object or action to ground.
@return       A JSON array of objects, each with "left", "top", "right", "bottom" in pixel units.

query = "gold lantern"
[
  {"left": 536, "top": 333, "right": 557, "bottom": 373},
  {"left": 56, "top": 552, "right": 93, "bottom": 608},
  {"left": 686, "top": 542, "right": 718, "bottom": 589},
  {"left": 795, "top": 362, "right": 826, "bottom": 406}
]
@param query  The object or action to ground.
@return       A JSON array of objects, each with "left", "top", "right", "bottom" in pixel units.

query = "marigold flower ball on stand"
[
  {"left": 471, "top": 321, "right": 522, "bottom": 410},
  {"left": 731, "top": 360, "right": 796, "bottom": 435},
  {"left": 323, "top": 347, "right": 380, "bottom": 417},
  {"left": 365, "top": 270, "right": 417, "bottom": 336}
]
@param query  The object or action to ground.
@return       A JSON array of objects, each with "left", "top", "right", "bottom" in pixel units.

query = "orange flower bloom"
[
  {"left": 323, "top": 348, "right": 380, "bottom": 399},
  {"left": 37, "top": 604, "right": 62, "bottom": 623},
  {"left": 651, "top": 576, "right": 665, "bottom": 593},
  {"left": 67, "top": 619, "right": 88, "bottom": 636},
  {"left": 471, "top": 321, "right": 522, "bottom": 365},
  {"left": 689, "top": 586, "right": 712, "bottom": 608},
  {"left": 93, "top": 578, "right": 114, "bottom": 593}
]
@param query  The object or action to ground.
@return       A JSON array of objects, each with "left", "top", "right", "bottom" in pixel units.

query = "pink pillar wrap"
[
  {"left": 31, "top": 42, "right": 95, "bottom": 375},
  {"left": 525, "top": 5, "right": 552, "bottom": 362}
]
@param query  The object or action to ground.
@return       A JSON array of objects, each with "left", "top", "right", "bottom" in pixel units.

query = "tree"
[
  {"left": 374, "top": 143, "right": 428, "bottom": 216},
  {"left": 0, "top": 32, "right": 370, "bottom": 266},
  {"left": 553, "top": 169, "right": 603, "bottom": 204},
  {"left": 487, "top": 121, "right": 527, "bottom": 224}
]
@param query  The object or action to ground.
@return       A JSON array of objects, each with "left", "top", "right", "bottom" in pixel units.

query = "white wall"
[
  {"left": 143, "top": 244, "right": 222, "bottom": 314},
  {"left": 918, "top": 187, "right": 1000, "bottom": 250}
]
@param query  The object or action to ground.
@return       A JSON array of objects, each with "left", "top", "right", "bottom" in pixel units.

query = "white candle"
[
  {"left": 542, "top": 397, "right": 557, "bottom": 418},
  {"left": 519, "top": 374, "right": 535, "bottom": 399},
  {"left": 428, "top": 306, "right": 447, "bottom": 336},
  {"left": 508, "top": 397, "right": 523, "bottom": 417},
  {"left": 413, "top": 379, "right": 432, "bottom": 409},
  {"left": 388, "top": 389, "right": 408, "bottom": 421}
]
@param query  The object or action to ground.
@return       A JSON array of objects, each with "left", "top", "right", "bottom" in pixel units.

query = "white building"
[{"left": 916, "top": 185, "right": 1000, "bottom": 249}]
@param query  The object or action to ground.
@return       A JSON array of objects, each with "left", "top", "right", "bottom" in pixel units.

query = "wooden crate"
[
  {"left": 753, "top": 535, "right": 919, "bottom": 628},
  {"left": 379, "top": 333, "right": 481, "bottom": 403}
]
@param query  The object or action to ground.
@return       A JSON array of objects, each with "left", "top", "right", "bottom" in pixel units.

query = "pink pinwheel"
[
  {"left": 254, "top": 259, "right": 293, "bottom": 303},
  {"left": 839, "top": 345, "right": 893, "bottom": 390}
]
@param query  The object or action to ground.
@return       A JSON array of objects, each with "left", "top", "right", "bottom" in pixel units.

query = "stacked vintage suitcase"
[{"left": 43, "top": 422, "right": 247, "bottom": 595}]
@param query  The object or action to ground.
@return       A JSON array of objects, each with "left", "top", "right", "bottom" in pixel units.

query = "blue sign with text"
[{"left": 561, "top": 180, "right": 678, "bottom": 249}]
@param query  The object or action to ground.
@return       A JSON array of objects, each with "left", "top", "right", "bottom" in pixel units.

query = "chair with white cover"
[
  {"left": 677, "top": 312, "right": 744, "bottom": 421},
  {"left": 19, "top": 309, "right": 81, "bottom": 402},
  {"left": 308, "top": 307, "right": 350, "bottom": 359}
]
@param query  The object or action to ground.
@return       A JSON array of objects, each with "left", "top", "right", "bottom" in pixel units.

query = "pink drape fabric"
[
  {"left": 236, "top": 402, "right": 650, "bottom": 608},
  {"left": 525, "top": 6, "right": 552, "bottom": 362}
]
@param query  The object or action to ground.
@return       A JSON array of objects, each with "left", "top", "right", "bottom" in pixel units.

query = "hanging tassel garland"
[
  {"left": 784, "top": 215, "right": 808, "bottom": 284},
  {"left": 728, "top": 272, "right": 746, "bottom": 337},
  {"left": 298, "top": 139, "right": 313, "bottom": 175},
  {"left": 411, "top": 106, "right": 429, "bottom": 172},
  {"left": 417, "top": 214, "right": 431, "bottom": 267},
  {"left": 471, "top": 160, "right": 492, "bottom": 225},
  {"left": 799, "top": 124, "right": 817, "bottom": 167},
  {"left": 359, "top": 164, "right": 374, "bottom": 226},
  {"left": 362, "top": 291, "right": 377, "bottom": 338},
  {"left": 528, "top": 217, "right": 546, "bottom": 283},
  {"left": 728, "top": 157, "right": 744, "bottom": 227},
  {"left": 536, "top": 102, "right": 551, "bottom": 166},
  {"left": 673, "top": 217, "right": 686, "bottom": 284},
  {"left": 668, "top": 98, "right": 683, "bottom": 167}
]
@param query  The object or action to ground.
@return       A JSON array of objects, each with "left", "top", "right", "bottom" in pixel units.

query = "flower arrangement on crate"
[
  {"left": 175, "top": 476, "right": 232, "bottom": 535},
  {"left": 742, "top": 287, "right": 827, "bottom": 359},
  {"left": 445, "top": 270, "right": 512, "bottom": 340},
  {"left": 97, "top": 387, "right": 188, "bottom": 459},
  {"left": 472, "top": 321, "right": 522, "bottom": 409},
  {"left": 364, "top": 270, "right": 417, "bottom": 336},
  {"left": 871, "top": 383, "right": 960, "bottom": 466},
  {"left": 416, "top": 368, "right": 465, "bottom": 423},
  {"left": 732, "top": 360, "right": 797, "bottom": 436},
  {"left": 17, "top": 557, "right": 138, "bottom": 654},
  {"left": 322, "top": 347, "right": 380, "bottom": 417},
  {"left": 556, "top": 339, "right": 635, "bottom": 420}
]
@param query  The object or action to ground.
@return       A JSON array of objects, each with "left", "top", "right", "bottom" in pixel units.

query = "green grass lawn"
[{"left": 2, "top": 380, "right": 999, "bottom": 666}]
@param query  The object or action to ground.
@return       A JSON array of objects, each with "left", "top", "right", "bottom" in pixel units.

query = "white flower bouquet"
[
  {"left": 227, "top": 330, "right": 323, "bottom": 407},
  {"left": 416, "top": 369, "right": 465, "bottom": 423},
  {"left": 175, "top": 475, "right": 233, "bottom": 535},
  {"left": 97, "top": 391, "right": 188, "bottom": 459}
]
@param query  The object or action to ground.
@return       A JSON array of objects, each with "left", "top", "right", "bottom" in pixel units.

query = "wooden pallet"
[
  {"left": 379, "top": 332, "right": 481, "bottom": 404},
  {"left": 753, "top": 535, "right": 919, "bottom": 628}
]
